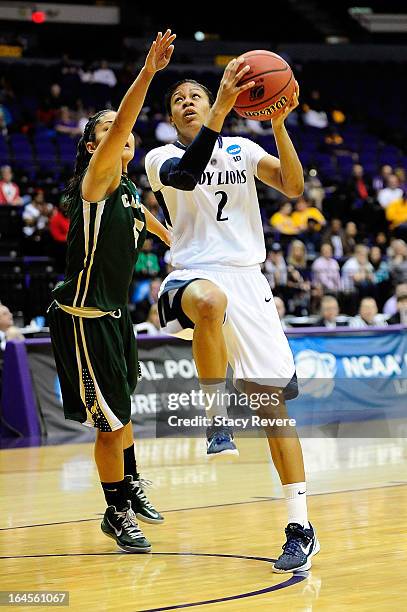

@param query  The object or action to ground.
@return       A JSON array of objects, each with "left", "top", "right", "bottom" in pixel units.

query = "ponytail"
[{"left": 62, "top": 109, "right": 110, "bottom": 214}]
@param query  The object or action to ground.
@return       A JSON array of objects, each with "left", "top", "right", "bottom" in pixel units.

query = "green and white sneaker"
[
  {"left": 125, "top": 475, "right": 164, "bottom": 525},
  {"left": 101, "top": 503, "right": 151, "bottom": 553}
]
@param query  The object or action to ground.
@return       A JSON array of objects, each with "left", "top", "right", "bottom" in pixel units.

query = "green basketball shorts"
[{"left": 48, "top": 302, "right": 139, "bottom": 431}]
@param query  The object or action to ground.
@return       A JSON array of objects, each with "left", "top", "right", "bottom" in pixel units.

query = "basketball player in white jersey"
[{"left": 145, "top": 58, "right": 320, "bottom": 572}]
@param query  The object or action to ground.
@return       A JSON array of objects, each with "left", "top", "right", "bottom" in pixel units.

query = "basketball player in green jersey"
[{"left": 48, "top": 30, "right": 176, "bottom": 553}]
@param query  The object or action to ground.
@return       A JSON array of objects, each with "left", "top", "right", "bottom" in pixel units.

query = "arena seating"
[{"left": 0, "top": 56, "right": 406, "bottom": 326}]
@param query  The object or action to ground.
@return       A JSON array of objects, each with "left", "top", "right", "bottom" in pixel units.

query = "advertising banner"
[{"left": 22, "top": 330, "right": 407, "bottom": 440}]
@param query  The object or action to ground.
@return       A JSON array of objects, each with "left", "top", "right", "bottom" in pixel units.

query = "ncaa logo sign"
[
  {"left": 226, "top": 144, "right": 241, "bottom": 156},
  {"left": 295, "top": 350, "right": 337, "bottom": 398}
]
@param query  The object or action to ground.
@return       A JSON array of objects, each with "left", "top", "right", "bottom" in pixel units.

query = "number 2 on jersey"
[{"left": 215, "top": 190, "right": 228, "bottom": 222}]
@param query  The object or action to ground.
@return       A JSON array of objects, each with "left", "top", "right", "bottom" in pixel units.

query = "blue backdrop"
[{"left": 288, "top": 329, "right": 407, "bottom": 426}]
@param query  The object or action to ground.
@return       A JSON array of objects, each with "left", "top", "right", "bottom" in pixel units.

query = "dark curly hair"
[{"left": 62, "top": 109, "right": 111, "bottom": 214}]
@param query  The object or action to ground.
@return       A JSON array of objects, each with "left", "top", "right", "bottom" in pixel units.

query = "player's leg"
[
  {"left": 246, "top": 382, "right": 320, "bottom": 572},
  {"left": 95, "top": 426, "right": 127, "bottom": 510},
  {"left": 96, "top": 425, "right": 151, "bottom": 553},
  {"left": 49, "top": 304, "right": 149, "bottom": 552},
  {"left": 268, "top": 433, "right": 320, "bottom": 573},
  {"left": 122, "top": 421, "right": 164, "bottom": 524},
  {"left": 73, "top": 312, "right": 151, "bottom": 553},
  {"left": 181, "top": 279, "right": 238, "bottom": 458},
  {"left": 120, "top": 309, "right": 164, "bottom": 523},
  {"left": 219, "top": 268, "right": 319, "bottom": 570},
  {"left": 181, "top": 279, "right": 227, "bottom": 378}
]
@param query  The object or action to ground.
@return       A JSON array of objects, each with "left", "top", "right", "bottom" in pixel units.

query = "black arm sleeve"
[{"left": 159, "top": 126, "right": 219, "bottom": 191}]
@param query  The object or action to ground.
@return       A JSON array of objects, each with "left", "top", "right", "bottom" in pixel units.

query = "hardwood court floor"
[{"left": 1, "top": 435, "right": 406, "bottom": 611}]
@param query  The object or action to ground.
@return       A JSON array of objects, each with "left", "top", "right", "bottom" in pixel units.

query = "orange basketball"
[{"left": 234, "top": 50, "right": 296, "bottom": 121}]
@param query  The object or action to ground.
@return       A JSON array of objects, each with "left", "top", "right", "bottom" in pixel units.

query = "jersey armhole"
[{"left": 80, "top": 174, "right": 122, "bottom": 205}]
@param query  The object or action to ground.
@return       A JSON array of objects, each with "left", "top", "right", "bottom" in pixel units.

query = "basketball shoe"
[
  {"left": 272, "top": 522, "right": 320, "bottom": 573},
  {"left": 206, "top": 424, "right": 239, "bottom": 459},
  {"left": 124, "top": 475, "right": 164, "bottom": 524},
  {"left": 101, "top": 503, "right": 151, "bottom": 553}
]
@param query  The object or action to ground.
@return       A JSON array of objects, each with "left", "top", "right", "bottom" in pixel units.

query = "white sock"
[
  {"left": 283, "top": 482, "right": 309, "bottom": 528},
  {"left": 200, "top": 381, "right": 228, "bottom": 421}
]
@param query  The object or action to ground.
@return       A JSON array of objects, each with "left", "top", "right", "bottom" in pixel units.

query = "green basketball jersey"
[{"left": 52, "top": 174, "right": 146, "bottom": 311}]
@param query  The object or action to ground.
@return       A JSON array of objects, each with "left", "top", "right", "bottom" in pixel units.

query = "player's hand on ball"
[
  {"left": 272, "top": 80, "right": 300, "bottom": 128},
  {"left": 144, "top": 29, "right": 176, "bottom": 75},
  {"left": 214, "top": 57, "right": 256, "bottom": 116}
]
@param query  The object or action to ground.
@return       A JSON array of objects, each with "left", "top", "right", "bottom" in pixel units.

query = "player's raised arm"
[
  {"left": 256, "top": 82, "right": 304, "bottom": 198},
  {"left": 142, "top": 205, "right": 171, "bottom": 246},
  {"left": 205, "top": 57, "right": 256, "bottom": 133},
  {"left": 82, "top": 30, "right": 175, "bottom": 202}
]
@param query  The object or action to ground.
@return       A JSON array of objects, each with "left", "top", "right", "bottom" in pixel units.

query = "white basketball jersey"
[{"left": 145, "top": 136, "right": 268, "bottom": 268}]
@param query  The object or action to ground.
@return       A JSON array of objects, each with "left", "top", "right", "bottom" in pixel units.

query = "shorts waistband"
[
  {"left": 54, "top": 302, "right": 121, "bottom": 319},
  {"left": 176, "top": 264, "right": 261, "bottom": 274}
]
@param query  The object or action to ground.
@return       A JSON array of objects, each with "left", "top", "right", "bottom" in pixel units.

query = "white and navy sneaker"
[
  {"left": 272, "top": 522, "right": 320, "bottom": 573},
  {"left": 124, "top": 475, "right": 164, "bottom": 524},
  {"left": 101, "top": 503, "right": 152, "bottom": 553},
  {"left": 206, "top": 424, "right": 239, "bottom": 459}
]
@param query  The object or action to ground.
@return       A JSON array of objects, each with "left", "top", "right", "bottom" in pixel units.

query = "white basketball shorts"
[{"left": 157, "top": 264, "right": 295, "bottom": 386}]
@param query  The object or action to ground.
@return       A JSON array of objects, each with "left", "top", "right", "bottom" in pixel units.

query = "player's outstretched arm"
[
  {"left": 83, "top": 30, "right": 175, "bottom": 201},
  {"left": 142, "top": 205, "right": 171, "bottom": 246},
  {"left": 257, "top": 82, "right": 304, "bottom": 198}
]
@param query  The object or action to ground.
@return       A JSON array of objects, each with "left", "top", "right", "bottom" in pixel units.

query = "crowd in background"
[{"left": 1, "top": 57, "right": 407, "bottom": 335}]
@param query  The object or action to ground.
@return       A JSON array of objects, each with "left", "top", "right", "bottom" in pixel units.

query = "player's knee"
[
  {"left": 251, "top": 387, "right": 287, "bottom": 420},
  {"left": 96, "top": 427, "right": 123, "bottom": 445},
  {"left": 194, "top": 290, "right": 227, "bottom": 322},
  {"left": 255, "top": 387, "right": 288, "bottom": 423}
]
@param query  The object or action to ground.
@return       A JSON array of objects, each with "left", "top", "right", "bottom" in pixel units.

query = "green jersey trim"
[{"left": 73, "top": 198, "right": 105, "bottom": 307}]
